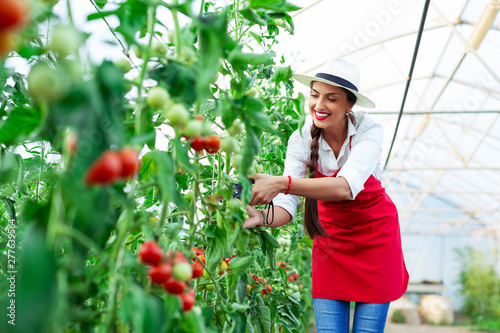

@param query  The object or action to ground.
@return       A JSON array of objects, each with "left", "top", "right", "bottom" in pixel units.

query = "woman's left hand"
[
  {"left": 243, "top": 205, "right": 264, "bottom": 228},
  {"left": 249, "top": 173, "right": 285, "bottom": 206}
]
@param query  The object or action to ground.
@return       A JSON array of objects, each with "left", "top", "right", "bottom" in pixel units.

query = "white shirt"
[{"left": 273, "top": 111, "right": 384, "bottom": 219}]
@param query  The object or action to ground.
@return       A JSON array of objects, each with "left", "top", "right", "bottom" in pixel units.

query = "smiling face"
[{"left": 308, "top": 81, "right": 354, "bottom": 133}]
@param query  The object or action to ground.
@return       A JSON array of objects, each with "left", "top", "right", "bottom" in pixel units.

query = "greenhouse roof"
[{"left": 279, "top": 0, "right": 500, "bottom": 237}]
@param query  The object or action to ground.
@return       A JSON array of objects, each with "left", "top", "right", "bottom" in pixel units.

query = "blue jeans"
[{"left": 314, "top": 299, "right": 390, "bottom": 333}]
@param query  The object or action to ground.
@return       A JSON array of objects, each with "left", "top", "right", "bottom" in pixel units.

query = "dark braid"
[
  {"left": 303, "top": 85, "right": 357, "bottom": 239},
  {"left": 303, "top": 123, "right": 328, "bottom": 238}
]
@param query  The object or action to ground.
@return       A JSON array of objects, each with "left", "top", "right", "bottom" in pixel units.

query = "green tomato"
[
  {"left": 184, "top": 191, "right": 195, "bottom": 204},
  {"left": 227, "top": 120, "right": 244, "bottom": 136},
  {"left": 115, "top": 58, "right": 132, "bottom": 73},
  {"left": 146, "top": 86, "right": 170, "bottom": 109},
  {"left": 227, "top": 199, "right": 241, "bottom": 214},
  {"left": 274, "top": 18, "right": 284, "bottom": 26},
  {"left": 203, "top": 269, "right": 210, "bottom": 279},
  {"left": 254, "top": 163, "right": 263, "bottom": 173},
  {"left": 231, "top": 154, "right": 242, "bottom": 170},
  {"left": 220, "top": 136, "right": 239, "bottom": 154},
  {"left": 133, "top": 44, "right": 144, "bottom": 59},
  {"left": 172, "top": 262, "right": 193, "bottom": 282},
  {"left": 165, "top": 103, "right": 189, "bottom": 126},
  {"left": 245, "top": 87, "right": 257, "bottom": 97},
  {"left": 27, "top": 63, "right": 66, "bottom": 102},
  {"left": 278, "top": 237, "right": 287, "bottom": 247},
  {"left": 50, "top": 25, "right": 81, "bottom": 57},
  {"left": 152, "top": 42, "right": 168, "bottom": 57},
  {"left": 181, "top": 46, "right": 196, "bottom": 65},
  {"left": 205, "top": 284, "right": 215, "bottom": 292},
  {"left": 183, "top": 120, "right": 203, "bottom": 138}
]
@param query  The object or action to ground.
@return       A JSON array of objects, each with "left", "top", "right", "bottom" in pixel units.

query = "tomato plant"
[{"left": 0, "top": 0, "right": 314, "bottom": 332}]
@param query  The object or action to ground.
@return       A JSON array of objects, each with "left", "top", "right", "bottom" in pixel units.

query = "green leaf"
[
  {"left": 228, "top": 256, "right": 255, "bottom": 276},
  {"left": 228, "top": 45, "right": 276, "bottom": 68},
  {"left": 0, "top": 152, "right": 17, "bottom": 184},
  {"left": 240, "top": 8, "right": 268, "bottom": 26},
  {"left": 14, "top": 225, "right": 56, "bottom": 333},
  {"left": 0, "top": 106, "right": 42, "bottom": 145},
  {"left": 239, "top": 128, "right": 260, "bottom": 180},
  {"left": 143, "top": 151, "right": 177, "bottom": 206},
  {"left": 1, "top": 198, "right": 16, "bottom": 224},
  {"left": 262, "top": 230, "right": 280, "bottom": 249},
  {"left": 242, "top": 97, "right": 274, "bottom": 133},
  {"left": 150, "top": 62, "right": 197, "bottom": 105},
  {"left": 205, "top": 225, "right": 227, "bottom": 274},
  {"left": 256, "top": 305, "right": 271, "bottom": 332},
  {"left": 195, "top": 13, "right": 228, "bottom": 101},
  {"left": 249, "top": 0, "right": 301, "bottom": 12},
  {"left": 271, "top": 66, "right": 293, "bottom": 84}
]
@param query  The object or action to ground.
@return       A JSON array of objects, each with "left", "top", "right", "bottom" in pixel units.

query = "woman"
[{"left": 244, "top": 57, "right": 409, "bottom": 333}]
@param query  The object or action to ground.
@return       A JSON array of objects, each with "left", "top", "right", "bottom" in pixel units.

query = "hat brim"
[{"left": 294, "top": 74, "right": 376, "bottom": 109}]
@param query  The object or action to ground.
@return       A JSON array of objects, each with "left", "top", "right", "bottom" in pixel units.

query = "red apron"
[{"left": 312, "top": 168, "right": 409, "bottom": 303}]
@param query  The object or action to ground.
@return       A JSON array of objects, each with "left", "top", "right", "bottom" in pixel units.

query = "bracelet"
[
  {"left": 284, "top": 175, "right": 292, "bottom": 195},
  {"left": 256, "top": 209, "right": 266, "bottom": 228}
]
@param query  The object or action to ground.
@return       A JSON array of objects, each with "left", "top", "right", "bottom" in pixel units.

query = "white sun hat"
[{"left": 293, "top": 57, "right": 376, "bottom": 108}]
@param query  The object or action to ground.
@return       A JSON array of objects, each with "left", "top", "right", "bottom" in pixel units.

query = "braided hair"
[{"left": 303, "top": 87, "right": 357, "bottom": 239}]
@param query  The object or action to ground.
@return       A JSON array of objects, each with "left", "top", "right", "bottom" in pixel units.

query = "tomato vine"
[{"left": 0, "top": 0, "right": 313, "bottom": 332}]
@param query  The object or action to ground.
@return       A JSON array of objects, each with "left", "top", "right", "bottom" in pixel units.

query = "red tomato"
[
  {"left": 190, "top": 136, "right": 204, "bottom": 152},
  {"left": 287, "top": 276, "right": 294, "bottom": 282},
  {"left": 197, "top": 254, "right": 206, "bottom": 265},
  {"left": 203, "top": 135, "right": 221, "bottom": 154},
  {"left": 179, "top": 289, "right": 195, "bottom": 311},
  {"left": 0, "top": 31, "right": 15, "bottom": 57},
  {"left": 261, "top": 284, "right": 272, "bottom": 295},
  {"left": 0, "top": 0, "right": 28, "bottom": 30},
  {"left": 163, "top": 278, "right": 186, "bottom": 294},
  {"left": 148, "top": 263, "right": 172, "bottom": 284},
  {"left": 291, "top": 272, "right": 299, "bottom": 281},
  {"left": 85, "top": 150, "right": 122, "bottom": 186},
  {"left": 276, "top": 261, "right": 287, "bottom": 268},
  {"left": 191, "top": 262, "right": 204, "bottom": 279},
  {"left": 138, "top": 241, "right": 164, "bottom": 266},
  {"left": 166, "top": 250, "right": 188, "bottom": 264},
  {"left": 191, "top": 247, "right": 204, "bottom": 256},
  {"left": 224, "top": 255, "right": 236, "bottom": 265},
  {"left": 118, "top": 147, "right": 139, "bottom": 179}
]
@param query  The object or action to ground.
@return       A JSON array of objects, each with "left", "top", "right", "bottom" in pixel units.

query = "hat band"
[{"left": 315, "top": 73, "right": 358, "bottom": 92}]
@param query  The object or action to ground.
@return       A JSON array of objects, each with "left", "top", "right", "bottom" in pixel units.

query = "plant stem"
[
  {"left": 172, "top": 0, "right": 182, "bottom": 60},
  {"left": 103, "top": 208, "right": 131, "bottom": 332},
  {"left": 36, "top": 141, "right": 45, "bottom": 203},
  {"left": 135, "top": 5, "right": 157, "bottom": 136},
  {"left": 66, "top": 0, "right": 74, "bottom": 25},
  {"left": 234, "top": 0, "right": 240, "bottom": 41}
]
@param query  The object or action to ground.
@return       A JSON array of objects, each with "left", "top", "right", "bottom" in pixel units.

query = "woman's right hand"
[{"left": 243, "top": 205, "right": 264, "bottom": 229}]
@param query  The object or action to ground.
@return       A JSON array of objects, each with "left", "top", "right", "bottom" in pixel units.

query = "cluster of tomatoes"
[
  {"left": 277, "top": 261, "right": 300, "bottom": 282},
  {"left": 0, "top": 0, "right": 29, "bottom": 56},
  {"left": 249, "top": 273, "right": 273, "bottom": 296},
  {"left": 84, "top": 147, "right": 140, "bottom": 186},
  {"left": 146, "top": 85, "right": 241, "bottom": 156},
  {"left": 138, "top": 241, "right": 204, "bottom": 311}
]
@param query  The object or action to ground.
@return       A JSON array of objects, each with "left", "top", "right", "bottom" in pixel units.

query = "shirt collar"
[{"left": 319, "top": 113, "right": 357, "bottom": 151}]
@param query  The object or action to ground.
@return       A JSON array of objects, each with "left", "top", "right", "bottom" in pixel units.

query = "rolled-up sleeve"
[
  {"left": 337, "top": 120, "right": 383, "bottom": 199},
  {"left": 272, "top": 129, "right": 309, "bottom": 219}
]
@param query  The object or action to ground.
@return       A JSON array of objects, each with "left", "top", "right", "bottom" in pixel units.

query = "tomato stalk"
[
  {"left": 104, "top": 208, "right": 131, "bottom": 332},
  {"left": 171, "top": 0, "right": 181, "bottom": 61},
  {"left": 134, "top": 4, "right": 157, "bottom": 136},
  {"left": 234, "top": 0, "right": 240, "bottom": 41}
]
